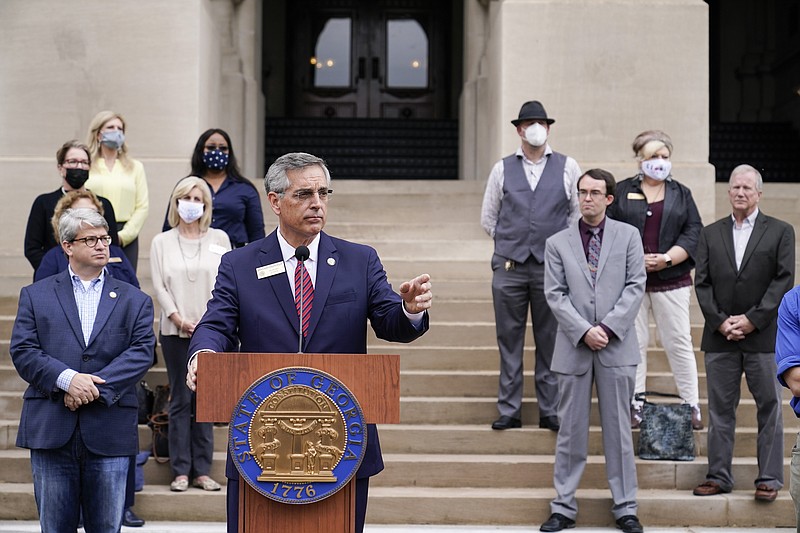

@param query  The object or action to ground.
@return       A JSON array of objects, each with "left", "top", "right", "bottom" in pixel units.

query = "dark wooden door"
[{"left": 289, "top": 0, "right": 448, "bottom": 119}]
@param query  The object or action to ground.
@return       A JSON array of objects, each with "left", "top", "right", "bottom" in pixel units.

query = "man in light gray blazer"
[{"left": 540, "top": 168, "right": 646, "bottom": 533}]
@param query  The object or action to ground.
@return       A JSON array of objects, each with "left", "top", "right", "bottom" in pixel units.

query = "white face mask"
[
  {"left": 524, "top": 123, "right": 548, "bottom": 147},
  {"left": 177, "top": 199, "right": 204, "bottom": 223},
  {"left": 641, "top": 158, "right": 672, "bottom": 181}
]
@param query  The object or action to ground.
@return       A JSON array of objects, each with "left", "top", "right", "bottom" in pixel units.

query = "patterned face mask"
[
  {"left": 641, "top": 158, "right": 672, "bottom": 181},
  {"left": 203, "top": 150, "right": 229, "bottom": 170}
]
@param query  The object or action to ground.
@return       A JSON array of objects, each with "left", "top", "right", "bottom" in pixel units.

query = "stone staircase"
[{"left": 0, "top": 180, "right": 799, "bottom": 527}]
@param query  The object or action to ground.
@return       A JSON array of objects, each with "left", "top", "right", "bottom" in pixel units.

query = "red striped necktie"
[{"left": 294, "top": 260, "right": 314, "bottom": 337}]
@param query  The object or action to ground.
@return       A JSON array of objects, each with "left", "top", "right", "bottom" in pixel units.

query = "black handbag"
[
  {"left": 147, "top": 384, "right": 170, "bottom": 464},
  {"left": 136, "top": 380, "right": 155, "bottom": 425},
  {"left": 635, "top": 391, "right": 695, "bottom": 461}
]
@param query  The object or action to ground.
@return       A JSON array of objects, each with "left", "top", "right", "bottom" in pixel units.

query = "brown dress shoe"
[
  {"left": 693, "top": 480, "right": 728, "bottom": 496},
  {"left": 755, "top": 483, "right": 778, "bottom": 502}
]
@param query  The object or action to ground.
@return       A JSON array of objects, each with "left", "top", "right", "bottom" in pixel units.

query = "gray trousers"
[
  {"left": 790, "top": 432, "right": 800, "bottom": 531},
  {"left": 491, "top": 254, "right": 558, "bottom": 419},
  {"left": 704, "top": 350, "right": 784, "bottom": 490},
  {"left": 161, "top": 334, "right": 215, "bottom": 479},
  {"left": 551, "top": 360, "right": 638, "bottom": 520}
]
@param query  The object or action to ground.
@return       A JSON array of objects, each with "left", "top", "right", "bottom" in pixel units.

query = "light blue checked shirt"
[{"left": 55, "top": 267, "right": 106, "bottom": 392}]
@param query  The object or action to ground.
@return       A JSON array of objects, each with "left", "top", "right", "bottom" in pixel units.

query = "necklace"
[
  {"left": 177, "top": 231, "right": 202, "bottom": 282},
  {"left": 643, "top": 181, "right": 666, "bottom": 217}
]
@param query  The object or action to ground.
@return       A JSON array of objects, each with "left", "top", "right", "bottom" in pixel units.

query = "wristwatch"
[{"left": 663, "top": 253, "right": 673, "bottom": 267}]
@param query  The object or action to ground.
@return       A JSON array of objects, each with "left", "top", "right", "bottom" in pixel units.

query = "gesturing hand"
[{"left": 399, "top": 274, "right": 433, "bottom": 314}]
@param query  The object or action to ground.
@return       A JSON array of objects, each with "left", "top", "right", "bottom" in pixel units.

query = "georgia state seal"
[{"left": 229, "top": 367, "right": 367, "bottom": 504}]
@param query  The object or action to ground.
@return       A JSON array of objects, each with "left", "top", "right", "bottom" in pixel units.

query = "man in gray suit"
[
  {"left": 540, "top": 168, "right": 646, "bottom": 533},
  {"left": 693, "top": 164, "right": 795, "bottom": 501}
]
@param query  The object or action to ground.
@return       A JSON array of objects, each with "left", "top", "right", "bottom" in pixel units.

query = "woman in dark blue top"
[{"left": 163, "top": 128, "right": 265, "bottom": 247}]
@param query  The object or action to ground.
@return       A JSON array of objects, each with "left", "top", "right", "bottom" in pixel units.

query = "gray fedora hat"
[{"left": 511, "top": 100, "right": 555, "bottom": 126}]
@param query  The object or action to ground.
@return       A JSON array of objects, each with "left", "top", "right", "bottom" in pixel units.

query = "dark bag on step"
[
  {"left": 136, "top": 380, "right": 155, "bottom": 425},
  {"left": 635, "top": 391, "right": 695, "bottom": 461},
  {"left": 147, "top": 384, "right": 170, "bottom": 463}
]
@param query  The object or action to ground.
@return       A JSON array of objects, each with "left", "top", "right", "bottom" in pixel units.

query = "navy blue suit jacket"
[
  {"left": 10, "top": 269, "right": 155, "bottom": 456},
  {"left": 190, "top": 229, "right": 429, "bottom": 478}
]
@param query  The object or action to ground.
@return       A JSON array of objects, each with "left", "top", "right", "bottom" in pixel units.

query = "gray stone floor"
[{"left": 0, "top": 523, "right": 793, "bottom": 532}]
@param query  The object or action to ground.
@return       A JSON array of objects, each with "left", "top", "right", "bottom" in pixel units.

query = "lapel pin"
[
  {"left": 327, "top": 257, "right": 336, "bottom": 266},
  {"left": 109, "top": 291, "right": 117, "bottom": 299}
]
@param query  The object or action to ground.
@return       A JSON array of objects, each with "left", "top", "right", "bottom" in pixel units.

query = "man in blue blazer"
[
  {"left": 10, "top": 208, "right": 155, "bottom": 533},
  {"left": 187, "top": 152, "right": 433, "bottom": 533}
]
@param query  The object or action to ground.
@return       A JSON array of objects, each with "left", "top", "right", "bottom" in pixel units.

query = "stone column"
[
  {"left": 460, "top": 0, "right": 714, "bottom": 223},
  {"left": 0, "top": 0, "right": 264, "bottom": 295}
]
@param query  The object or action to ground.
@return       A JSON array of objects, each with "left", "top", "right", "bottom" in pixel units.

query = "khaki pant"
[{"left": 633, "top": 286, "right": 700, "bottom": 405}]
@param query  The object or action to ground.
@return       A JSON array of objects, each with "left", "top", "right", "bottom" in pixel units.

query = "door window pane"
[
  {"left": 386, "top": 19, "right": 428, "bottom": 88},
  {"left": 312, "top": 18, "right": 351, "bottom": 87}
]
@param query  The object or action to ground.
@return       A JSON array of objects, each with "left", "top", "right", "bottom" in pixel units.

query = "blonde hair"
[
  {"left": 167, "top": 176, "right": 213, "bottom": 230},
  {"left": 632, "top": 130, "right": 673, "bottom": 160},
  {"left": 51, "top": 190, "right": 105, "bottom": 241},
  {"left": 86, "top": 110, "right": 132, "bottom": 170}
]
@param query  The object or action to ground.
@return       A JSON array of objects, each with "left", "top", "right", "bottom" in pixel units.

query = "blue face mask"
[
  {"left": 100, "top": 130, "right": 125, "bottom": 150},
  {"left": 203, "top": 150, "right": 229, "bottom": 170}
]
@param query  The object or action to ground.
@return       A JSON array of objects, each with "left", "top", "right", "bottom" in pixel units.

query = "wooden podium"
[{"left": 195, "top": 352, "right": 400, "bottom": 533}]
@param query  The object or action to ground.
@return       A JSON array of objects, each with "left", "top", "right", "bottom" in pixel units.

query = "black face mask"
[{"left": 64, "top": 168, "right": 89, "bottom": 190}]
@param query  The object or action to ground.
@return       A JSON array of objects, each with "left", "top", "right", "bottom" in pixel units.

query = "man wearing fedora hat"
[{"left": 481, "top": 100, "right": 582, "bottom": 431}]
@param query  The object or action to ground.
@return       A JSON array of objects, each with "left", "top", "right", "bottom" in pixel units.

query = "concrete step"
[
  {"left": 369, "top": 323, "right": 709, "bottom": 349},
  {"left": 0, "top": 446, "right": 790, "bottom": 493},
  {"left": 374, "top": 453, "right": 792, "bottom": 491},
  {"left": 366, "top": 486, "right": 795, "bottom": 527},
  {"left": 2, "top": 416, "right": 796, "bottom": 460},
  {"left": 388, "top": 345, "right": 702, "bottom": 373},
  {"left": 0, "top": 481, "right": 794, "bottom": 527},
  {"left": 325, "top": 222, "right": 489, "bottom": 241},
  {"left": 396, "top": 395, "right": 798, "bottom": 427},
  {"left": 398, "top": 369, "right": 717, "bottom": 398},
  {"left": 375, "top": 424, "right": 799, "bottom": 458}
]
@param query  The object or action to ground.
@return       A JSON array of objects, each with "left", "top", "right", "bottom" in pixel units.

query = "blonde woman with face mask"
[
  {"left": 86, "top": 110, "right": 149, "bottom": 272},
  {"left": 149, "top": 176, "right": 230, "bottom": 493},
  {"left": 607, "top": 130, "right": 704, "bottom": 431}
]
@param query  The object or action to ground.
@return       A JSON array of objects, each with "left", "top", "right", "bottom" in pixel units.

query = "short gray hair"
[
  {"left": 58, "top": 208, "right": 109, "bottom": 243},
  {"left": 729, "top": 164, "right": 763, "bottom": 191},
  {"left": 264, "top": 152, "right": 331, "bottom": 195}
]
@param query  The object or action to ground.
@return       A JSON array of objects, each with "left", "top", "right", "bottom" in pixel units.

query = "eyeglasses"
[
  {"left": 63, "top": 159, "right": 91, "bottom": 168},
  {"left": 577, "top": 190, "right": 608, "bottom": 199},
  {"left": 204, "top": 144, "right": 229, "bottom": 153},
  {"left": 285, "top": 188, "right": 334, "bottom": 202},
  {"left": 70, "top": 235, "right": 112, "bottom": 247}
]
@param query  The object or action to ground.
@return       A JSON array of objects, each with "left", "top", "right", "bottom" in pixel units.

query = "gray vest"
[{"left": 494, "top": 152, "right": 569, "bottom": 263}]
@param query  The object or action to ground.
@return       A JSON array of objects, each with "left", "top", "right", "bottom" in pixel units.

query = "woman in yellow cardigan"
[{"left": 86, "top": 110, "right": 149, "bottom": 272}]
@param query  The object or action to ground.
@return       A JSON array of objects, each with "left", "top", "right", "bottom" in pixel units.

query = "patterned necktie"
[
  {"left": 294, "top": 261, "right": 314, "bottom": 337},
  {"left": 588, "top": 227, "right": 601, "bottom": 285}
]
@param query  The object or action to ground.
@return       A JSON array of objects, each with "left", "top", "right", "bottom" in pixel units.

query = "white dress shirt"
[{"left": 732, "top": 208, "right": 759, "bottom": 270}]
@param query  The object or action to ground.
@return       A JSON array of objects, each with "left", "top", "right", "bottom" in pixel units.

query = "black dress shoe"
[
  {"left": 540, "top": 512, "right": 575, "bottom": 532},
  {"left": 615, "top": 514, "right": 643, "bottom": 533},
  {"left": 123, "top": 507, "right": 145, "bottom": 527},
  {"left": 491, "top": 415, "right": 521, "bottom": 430},
  {"left": 538, "top": 415, "right": 560, "bottom": 431}
]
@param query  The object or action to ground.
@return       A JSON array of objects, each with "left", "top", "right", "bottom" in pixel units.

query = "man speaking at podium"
[{"left": 187, "top": 152, "right": 433, "bottom": 533}]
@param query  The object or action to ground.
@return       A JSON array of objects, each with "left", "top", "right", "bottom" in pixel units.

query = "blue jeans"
[{"left": 30, "top": 430, "right": 129, "bottom": 533}]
